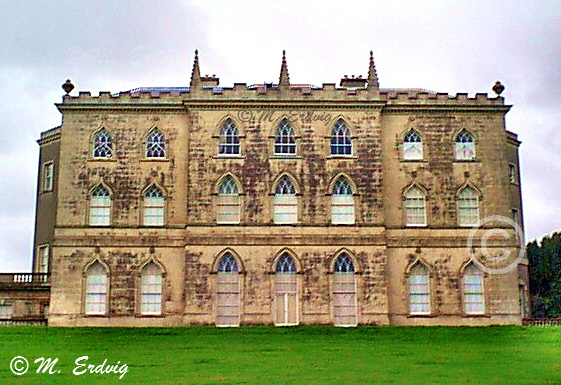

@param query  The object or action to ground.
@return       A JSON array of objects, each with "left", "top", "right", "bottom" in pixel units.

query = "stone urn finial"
[
  {"left": 62, "top": 79, "right": 74, "bottom": 95},
  {"left": 492, "top": 80, "right": 504, "bottom": 96}
]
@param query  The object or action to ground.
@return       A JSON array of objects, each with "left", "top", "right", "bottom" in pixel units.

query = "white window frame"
[
  {"left": 89, "top": 186, "right": 111, "bottom": 226},
  {"left": 458, "top": 187, "right": 479, "bottom": 226},
  {"left": 274, "top": 177, "right": 298, "bottom": 224},
  {"left": 146, "top": 129, "right": 166, "bottom": 158},
  {"left": 218, "top": 119, "right": 240, "bottom": 156},
  {"left": 403, "top": 130, "right": 423, "bottom": 160},
  {"left": 409, "top": 264, "right": 430, "bottom": 315},
  {"left": 455, "top": 130, "right": 476, "bottom": 160},
  {"left": 85, "top": 262, "right": 108, "bottom": 316},
  {"left": 37, "top": 244, "right": 49, "bottom": 274},
  {"left": 404, "top": 187, "right": 426, "bottom": 226},
  {"left": 140, "top": 262, "right": 163, "bottom": 315},
  {"left": 143, "top": 186, "right": 165, "bottom": 226},
  {"left": 331, "top": 178, "right": 355, "bottom": 224},
  {"left": 217, "top": 177, "right": 241, "bottom": 224},
  {"left": 92, "top": 129, "right": 113, "bottom": 158},
  {"left": 274, "top": 119, "right": 296, "bottom": 155},
  {"left": 330, "top": 119, "right": 352, "bottom": 156},
  {"left": 463, "top": 265, "right": 485, "bottom": 315},
  {"left": 43, "top": 162, "right": 54, "bottom": 192}
]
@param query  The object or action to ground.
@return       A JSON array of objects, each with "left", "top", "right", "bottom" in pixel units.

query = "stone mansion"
[{"left": 6, "top": 50, "right": 528, "bottom": 326}]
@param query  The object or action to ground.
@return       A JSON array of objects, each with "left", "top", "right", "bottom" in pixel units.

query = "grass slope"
[{"left": 0, "top": 326, "right": 559, "bottom": 384}]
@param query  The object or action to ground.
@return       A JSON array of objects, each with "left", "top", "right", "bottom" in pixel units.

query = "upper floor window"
[
  {"left": 143, "top": 185, "right": 164, "bottom": 226},
  {"left": 458, "top": 187, "right": 479, "bottom": 226},
  {"left": 85, "top": 261, "right": 108, "bottom": 315},
  {"left": 274, "top": 176, "right": 297, "bottom": 224},
  {"left": 509, "top": 164, "right": 517, "bottom": 184},
  {"left": 43, "top": 162, "right": 54, "bottom": 192},
  {"left": 334, "top": 253, "right": 355, "bottom": 273},
  {"left": 331, "top": 177, "right": 355, "bottom": 224},
  {"left": 217, "top": 253, "right": 239, "bottom": 273},
  {"left": 219, "top": 119, "right": 240, "bottom": 155},
  {"left": 146, "top": 129, "right": 165, "bottom": 158},
  {"left": 463, "top": 263, "right": 485, "bottom": 315},
  {"left": 274, "top": 119, "right": 296, "bottom": 155},
  {"left": 331, "top": 119, "right": 352, "bottom": 156},
  {"left": 37, "top": 244, "right": 49, "bottom": 274},
  {"left": 217, "top": 176, "right": 241, "bottom": 224},
  {"left": 93, "top": 129, "right": 112, "bottom": 158},
  {"left": 409, "top": 262, "right": 430, "bottom": 315},
  {"left": 276, "top": 253, "right": 297, "bottom": 273},
  {"left": 140, "top": 262, "right": 163, "bottom": 315},
  {"left": 404, "top": 186, "right": 426, "bottom": 226},
  {"left": 89, "top": 185, "right": 111, "bottom": 226},
  {"left": 403, "top": 129, "right": 423, "bottom": 160},
  {"left": 455, "top": 130, "right": 475, "bottom": 160}
]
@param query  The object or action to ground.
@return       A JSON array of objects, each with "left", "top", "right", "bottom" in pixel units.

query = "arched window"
[
  {"left": 275, "top": 253, "right": 298, "bottom": 325},
  {"left": 274, "top": 119, "right": 296, "bottom": 155},
  {"left": 146, "top": 129, "right": 165, "bottom": 158},
  {"left": 409, "top": 262, "right": 430, "bottom": 315},
  {"left": 140, "top": 262, "right": 163, "bottom": 315},
  {"left": 89, "top": 185, "right": 111, "bottom": 226},
  {"left": 463, "top": 263, "right": 485, "bottom": 315},
  {"left": 274, "top": 176, "right": 297, "bottom": 224},
  {"left": 219, "top": 119, "right": 240, "bottom": 155},
  {"left": 403, "top": 129, "right": 423, "bottom": 160},
  {"left": 217, "top": 253, "right": 239, "bottom": 273},
  {"left": 217, "top": 176, "right": 240, "bottom": 224},
  {"left": 331, "top": 119, "right": 352, "bottom": 155},
  {"left": 332, "top": 177, "right": 355, "bottom": 224},
  {"left": 143, "top": 185, "right": 164, "bottom": 226},
  {"left": 333, "top": 253, "right": 357, "bottom": 326},
  {"left": 216, "top": 253, "right": 240, "bottom": 326},
  {"left": 455, "top": 130, "right": 475, "bottom": 160},
  {"left": 404, "top": 187, "right": 426, "bottom": 226},
  {"left": 93, "top": 129, "right": 112, "bottom": 158},
  {"left": 276, "top": 253, "right": 297, "bottom": 273},
  {"left": 85, "top": 261, "right": 108, "bottom": 315},
  {"left": 458, "top": 187, "right": 479, "bottom": 226}
]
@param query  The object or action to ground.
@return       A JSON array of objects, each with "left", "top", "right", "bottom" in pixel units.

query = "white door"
[
  {"left": 216, "top": 272, "right": 240, "bottom": 326},
  {"left": 275, "top": 273, "right": 298, "bottom": 325},
  {"left": 333, "top": 273, "right": 357, "bottom": 326}
]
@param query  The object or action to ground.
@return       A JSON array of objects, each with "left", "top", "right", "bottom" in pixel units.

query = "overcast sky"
[{"left": 0, "top": 0, "right": 559, "bottom": 271}]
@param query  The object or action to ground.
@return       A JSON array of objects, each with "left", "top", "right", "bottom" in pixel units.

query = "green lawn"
[{"left": 0, "top": 326, "right": 559, "bottom": 384}]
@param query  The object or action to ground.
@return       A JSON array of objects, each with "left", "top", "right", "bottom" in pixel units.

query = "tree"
[{"left": 527, "top": 232, "right": 561, "bottom": 318}]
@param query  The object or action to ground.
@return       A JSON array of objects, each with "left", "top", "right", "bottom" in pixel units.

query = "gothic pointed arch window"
[
  {"left": 85, "top": 261, "right": 108, "bottom": 315},
  {"left": 333, "top": 253, "right": 357, "bottom": 326},
  {"left": 331, "top": 119, "right": 352, "bottom": 155},
  {"left": 409, "top": 262, "right": 430, "bottom": 315},
  {"left": 146, "top": 128, "right": 165, "bottom": 158},
  {"left": 219, "top": 118, "right": 240, "bottom": 155},
  {"left": 455, "top": 130, "right": 475, "bottom": 160},
  {"left": 139, "top": 261, "right": 163, "bottom": 315},
  {"left": 93, "top": 128, "right": 112, "bottom": 158},
  {"left": 143, "top": 185, "right": 165, "bottom": 226},
  {"left": 457, "top": 186, "right": 479, "bottom": 226},
  {"left": 463, "top": 263, "right": 485, "bottom": 315},
  {"left": 275, "top": 252, "right": 298, "bottom": 325},
  {"left": 274, "top": 119, "right": 296, "bottom": 155},
  {"left": 331, "top": 176, "right": 355, "bottom": 224},
  {"left": 274, "top": 176, "right": 297, "bottom": 224},
  {"left": 216, "top": 252, "right": 240, "bottom": 326},
  {"left": 89, "top": 185, "right": 111, "bottom": 226},
  {"left": 404, "top": 186, "right": 426, "bottom": 226},
  {"left": 403, "top": 129, "right": 423, "bottom": 160},
  {"left": 217, "top": 176, "right": 241, "bottom": 224}
]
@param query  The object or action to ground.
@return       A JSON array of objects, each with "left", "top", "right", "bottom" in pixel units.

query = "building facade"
[{"left": 29, "top": 50, "right": 528, "bottom": 326}]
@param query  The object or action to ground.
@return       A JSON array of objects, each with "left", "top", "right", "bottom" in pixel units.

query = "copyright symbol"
[
  {"left": 237, "top": 110, "right": 253, "bottom": 122},
  {"left": 467, "top": 215, "right": 525, "bottom": 274},
  {"left": 10, "top": 356, "right": 29, "bottom": 375},
  {"left": 66, "top": 46, "right": 85, "bottom": 65}
]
